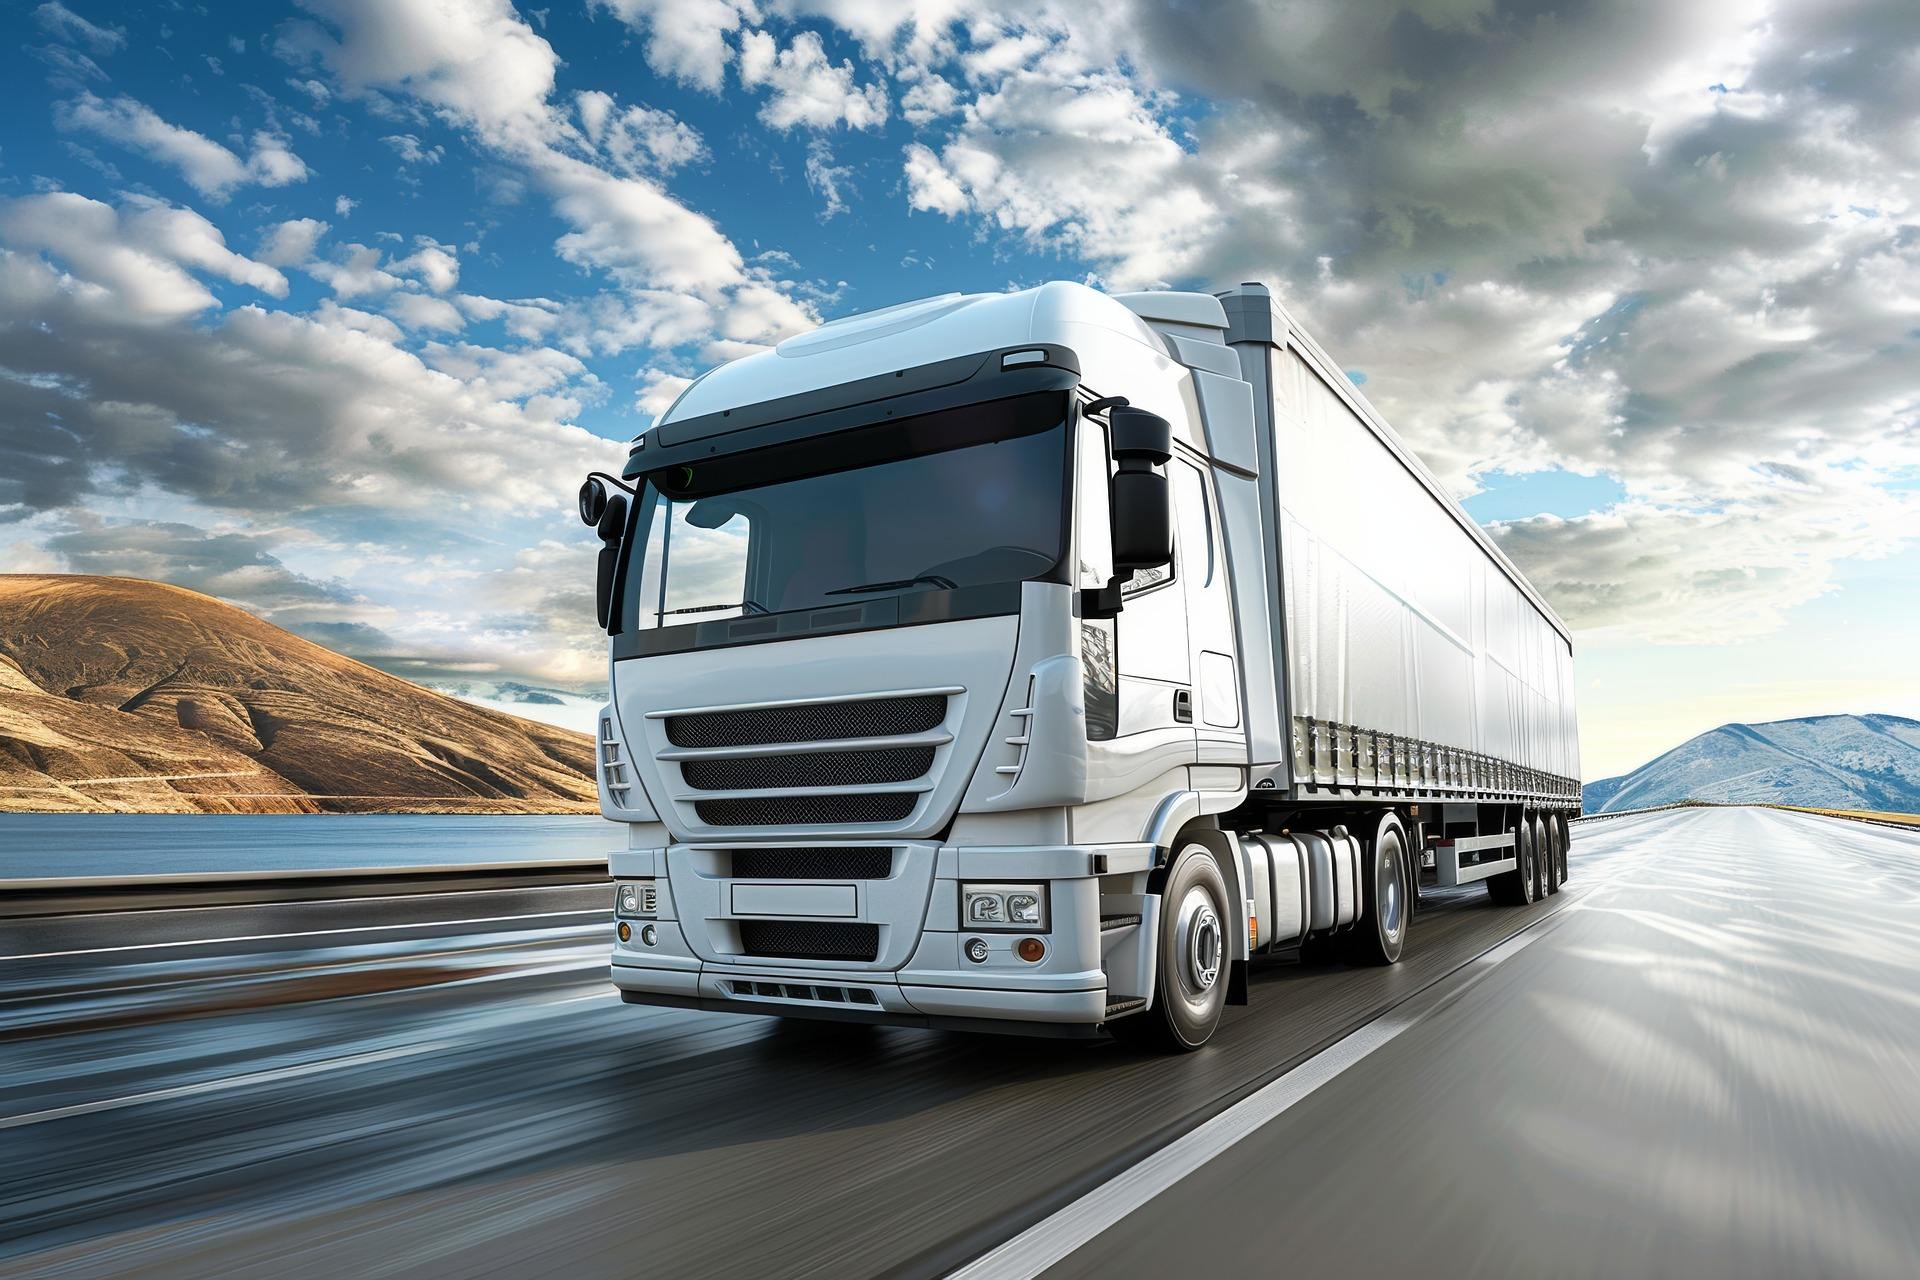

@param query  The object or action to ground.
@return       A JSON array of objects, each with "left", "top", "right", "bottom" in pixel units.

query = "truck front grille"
[
  {"left": 666, "top": 695, "right": 946, "bottom": 748},
  {"left": 729, "top": 847, "right": 894, "bottom": 879},
  {"left": 681, "top": 745, "right": 935, "bottom": 791},
  {"left": 696, "top": 794, "right": 917, "bottom": 827},
  {"left": 737, "top": 921, "right": 880, "bottom": 962}
]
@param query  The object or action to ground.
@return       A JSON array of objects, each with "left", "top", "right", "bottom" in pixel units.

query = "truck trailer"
[{"left": 578, "top": 281, "right": 1580, "bottom": 1050}]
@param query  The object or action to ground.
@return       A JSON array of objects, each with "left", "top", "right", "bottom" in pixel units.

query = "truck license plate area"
[{"left": 730, "top": 882, "right": 858, "bottom": 917}]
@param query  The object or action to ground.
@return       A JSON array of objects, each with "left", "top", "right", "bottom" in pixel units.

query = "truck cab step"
[
  {"left": 1100, "top": 914, "right": 1143, "bottom": 931},
  {"left": 1104, "top": 997, "right": 1147, "bottom": 1018}
]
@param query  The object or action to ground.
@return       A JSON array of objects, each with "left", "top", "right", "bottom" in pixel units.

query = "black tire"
[
  {"left": 1486, "top": 814, "right": 1535, "bottom": 906},
  {"left": 1555, "top": 813, "right": 1571, "bottom": 888},
  {"left": 1532, "top": 813, "right": 1552, "bottom": 900},
  {"left": 1346, "top": 821, "right": 1411, "bottom": 966},
  {"left": 1111, "top": 843, "right": 1230, "bottom": 1052},
  {"left": 1543, "top": 814, "right": 1563, "bottom": 895}
]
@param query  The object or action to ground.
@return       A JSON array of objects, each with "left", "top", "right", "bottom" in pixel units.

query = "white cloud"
[
  {"left": 0, "top": 192, "right": 286, "bottom": 320},
  {"left": 308, "top": 243, "right": 403, "bottom": 297},
  {"left": 294, "top": 0, "right": 817, "bottom": 354},
  {"left": 256, "top": 217, "right": 330, "bottom": 267},
  {"left": 382, "top": 132, "right": 445, "bottom": 164},
  {"left": 392, "top": 242, "right": 460, "bottom": 292},
  {"left": 34, "top": 2, "right": 125, "bottom": 55},
  {"left": 385, "top": 291, "right": 467, "bottom": 332},
  {"left": 333, "top": 194, "right": 358, "bottom": 216},
  {"left": 738, "top": 28, "right": 888, "bottom": 130},
  {"left": 53, "top": 93, "right": 309, "bottom": 200},
  {"left": 634, "top": 369, "right": 693, "bottom": 420},
  {"left": 590, "top": 0, "right": 755, "bottom": 93},
  {"left": 574, "top": 91, "right": 707, "bottom": 174},
  {"left": 804, "top": 138, "right": 852, "bottom": 218}
]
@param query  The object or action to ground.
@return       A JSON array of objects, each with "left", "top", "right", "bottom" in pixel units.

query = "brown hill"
[{"left": 0, "top": 575, "right": 597, "bottom": 814}]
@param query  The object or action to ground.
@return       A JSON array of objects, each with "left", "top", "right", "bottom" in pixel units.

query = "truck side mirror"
[
  {"left": 1109, "top": 406, "right": 1172, "bottom": 571},
  {"left": 594, "top": 492, "right": 628, "bottom": 632}
]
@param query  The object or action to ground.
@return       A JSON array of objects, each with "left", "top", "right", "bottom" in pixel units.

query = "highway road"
[{"left": 3, "top": 807, "right": 1917, "bottom": 1278}]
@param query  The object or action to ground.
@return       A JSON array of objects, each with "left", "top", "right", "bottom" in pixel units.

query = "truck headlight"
[
  {"left": 961, "top": 883, "right": 1046, "bottom": 932},
  {"left": 616, "top": 881, "right": 658, "bottom": 918}
]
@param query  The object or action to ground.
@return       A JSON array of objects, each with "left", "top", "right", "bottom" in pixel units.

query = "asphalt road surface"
[{"left": 3, "top": 807, "right": 1917, "bottom": 1278}]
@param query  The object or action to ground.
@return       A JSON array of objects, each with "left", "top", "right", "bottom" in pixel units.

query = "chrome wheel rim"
[
  {"left": 1175, "top": 886, "right": 1222, "bottom": 999},
  {"left": 1380, "top": 846, "right": 1404, "bottom": 941}
]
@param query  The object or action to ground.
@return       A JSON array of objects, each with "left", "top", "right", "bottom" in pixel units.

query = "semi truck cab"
[{"left": 580, "top": 282, "right": 1580, "bottom": 1050}]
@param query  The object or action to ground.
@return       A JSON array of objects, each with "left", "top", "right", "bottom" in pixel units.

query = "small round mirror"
[{"left": 578, "top": 476, "right": 609, "bottom": 527}]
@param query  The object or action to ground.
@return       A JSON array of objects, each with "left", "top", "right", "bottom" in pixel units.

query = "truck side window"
[{"left": 1174, "top": 460, "right": 1213, "bottom": 586}]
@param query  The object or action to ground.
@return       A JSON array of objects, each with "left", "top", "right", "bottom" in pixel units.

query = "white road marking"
[
  {"left": 0, "top": 1041, "right": 452, "bottom": 1131},
  {"left": 1, "top": 910, "right": 610, "bottom": 962},
  {"left": 953, "top": 912, "right": 1570, "bottom": 1279}
]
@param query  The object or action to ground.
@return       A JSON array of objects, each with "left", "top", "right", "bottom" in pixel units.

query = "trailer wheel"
[
  {"left": 1113, "top": 843, "right": 1229, "bottom": 1052},
  {"left": 1555, "top": 813, "right": 1571, "bottom": 889},
  {"left": 1532, "top": 813, "right": 1554, "bottom": 899},
  {"left": 1543, "top": 815, "right": 1563, "bottom": 896},
  {"left": 1486, "top": 814, "right": 1537, "bottom": 907},
  {"left": 1347, "top": 821, "right": 1410, "bottom": 966}
]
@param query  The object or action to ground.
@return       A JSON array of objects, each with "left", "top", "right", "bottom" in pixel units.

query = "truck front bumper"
[{"left": 611, "top": 961, "right": 1109, "bottom": 1038}]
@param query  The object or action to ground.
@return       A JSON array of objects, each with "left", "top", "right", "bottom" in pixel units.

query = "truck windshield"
[{"left": 620, "top": 392, "right": 1069, "bottom": 633}]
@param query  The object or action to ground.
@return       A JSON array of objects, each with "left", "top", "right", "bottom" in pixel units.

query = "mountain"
[
  {"left": 0, "top": 575, "right": 597, "bottom": 814},
  {"left": 1583, "top": 714, "right": 1920, "bottom": 814}
]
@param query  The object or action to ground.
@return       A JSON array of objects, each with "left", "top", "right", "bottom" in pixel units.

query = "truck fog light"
[
  {"left": 961, "top": 883, "right": 1047, "bottom": 931},
  {"left": 640, "top": 924, "right": 657, "bottom": 947},
  {"left": 1016, "top": 937, "right": 1045, "bottom": 962},
  {"left": 617, "top": 921, "right": 632, "bottom": 943},
  {"left": 964, "top": 937, "right": 990, "bottom": 963}
]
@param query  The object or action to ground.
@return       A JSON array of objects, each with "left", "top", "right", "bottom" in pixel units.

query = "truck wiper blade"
[
  {"left": 659, "top": 599, "right": 770, "bottom": 617},
  {"left": 823, "top": 575, "right": 958, "bottom": 596}
]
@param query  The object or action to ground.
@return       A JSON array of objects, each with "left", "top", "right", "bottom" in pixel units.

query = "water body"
[{"left": 0, "top": 813, "right": 620, "bottom": 881}]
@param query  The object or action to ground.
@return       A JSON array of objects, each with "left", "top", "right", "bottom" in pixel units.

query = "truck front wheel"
[{"left": 1114, "top": 844, "right": 1230, "bottom": 1052}]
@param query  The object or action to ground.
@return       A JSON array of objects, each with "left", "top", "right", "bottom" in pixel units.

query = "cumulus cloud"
[
  {"left": 884, "top": 0, "right": 1920, "bottom": 644},
  {"left": 738, "top": 28, "right": 889, "bottom": 130},
  {"left": 54, "top": 93, "right": 309, "bottom": 199},
  {"left": 0, "top": 192, "right": 286, "bottom": 321},
  {"left": 381, "top": 132, "right": 445, "bottom": 165},
  {"left": 590, "top": 0, "right": 753, "bottom": 93},
  {"left": 575, "top": 91, "right": 707, "bottom": 175},
  {"left": 0, "top": 211, "right": 616, "bottom": 525},
  {"left": 256, "top": 216, "right": 330, "bottom": 267},
  {"left": 292, "top": 0, "right": 816, "bottom": 353}
]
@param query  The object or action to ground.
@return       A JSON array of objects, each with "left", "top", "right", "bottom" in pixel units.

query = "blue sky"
[{"left": 4, "top": 0, "right": 1918, "bottom": 778}]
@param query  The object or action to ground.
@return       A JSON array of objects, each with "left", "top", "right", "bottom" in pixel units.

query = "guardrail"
[
  {"left": 0, "top": 859, "right": 609, "bottom": 919},
  {"left": 1573, "top": 800, "right": 1919, "bottom": 830}
]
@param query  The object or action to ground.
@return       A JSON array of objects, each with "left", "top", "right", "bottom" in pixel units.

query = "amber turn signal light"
[{"left": 1016, "top": 937, "right": 1045, "bottom": 962}]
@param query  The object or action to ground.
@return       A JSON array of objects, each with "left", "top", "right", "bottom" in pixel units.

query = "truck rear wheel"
[
  {"left": 1543, "top": 815, "right": 1564, "bottom": 895},
  {"left": 1555, "top": 813, "right": 1571, "bottom": 889},
  {"left": 1346, "top": 821, "right": 1410, "bottom": 966},
  {"left": 1532, "top": 813, "right": 1553, "bottom": 899},
  {"left": 1486, "top": 814, "right": 1537, "bottom": 907},
  {"left": 1113, "top": 843, "right": 1229, "bottom": 1052}
]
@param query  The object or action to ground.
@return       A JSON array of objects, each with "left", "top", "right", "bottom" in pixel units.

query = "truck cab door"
[
  {"left": 1076, "top": 415, "right": 1195, "bottom": 788},
  {"left": 1173, "top": 458, "right": 1244, "bottom": 765}
]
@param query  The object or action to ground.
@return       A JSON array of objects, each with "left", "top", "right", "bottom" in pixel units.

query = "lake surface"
[{"left": 0, "top": 813, "right": 621, "bottom": 880}]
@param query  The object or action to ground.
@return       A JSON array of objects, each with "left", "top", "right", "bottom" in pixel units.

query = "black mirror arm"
[{"left": 1079, "top": 577, "right": 1127, "bottom": 620}]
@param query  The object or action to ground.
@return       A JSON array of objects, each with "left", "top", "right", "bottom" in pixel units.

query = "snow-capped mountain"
[{"left": 1583, "top": 714, "right": 1920, "bottom": 814}]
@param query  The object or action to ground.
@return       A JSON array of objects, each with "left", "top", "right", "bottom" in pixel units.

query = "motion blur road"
[{"left": 4, "top": 807, "right": 1918, "bottom": 1278}]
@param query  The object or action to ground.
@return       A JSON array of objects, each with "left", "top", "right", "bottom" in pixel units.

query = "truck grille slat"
[
  {"left": 696, "top": 794, "right": 918, "bottom": 826},
  {"left": 737, "top": 921, "right": 880, "bottom": 962},
  {"left": 729, "top": 847, "right": 894, "bottom": 879},
  {"left": 667, "top": 695, "right": 946, "bottom": 748},
  {"left": 681, "top": 746, "right": 934, "bottom": 791}
]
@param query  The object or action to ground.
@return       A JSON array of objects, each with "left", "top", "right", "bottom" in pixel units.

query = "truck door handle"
[{"left": 1173, "top": 688, "right": 1193, "bottom": 724}]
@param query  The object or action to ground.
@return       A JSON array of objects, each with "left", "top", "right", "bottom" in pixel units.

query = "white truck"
[{"left": 577, "top": 281, "right": 1580, "bottom": 1050}]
